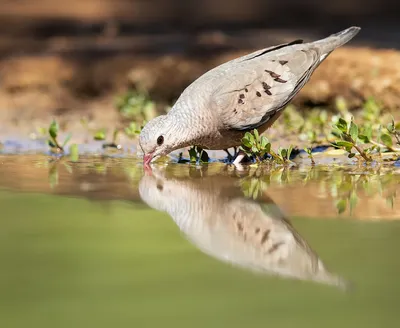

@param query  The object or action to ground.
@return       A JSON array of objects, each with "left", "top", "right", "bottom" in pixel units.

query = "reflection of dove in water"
[{"left": 139, "top": 171, "right": 349, "bottom": 289}]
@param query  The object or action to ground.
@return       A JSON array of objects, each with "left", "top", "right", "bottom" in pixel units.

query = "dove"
[
  {"left": 139, "top": 169, "right": 349, "bottom": 289},
  {"left": 139, "top": 26, "right": 360, "bottom": 166}
]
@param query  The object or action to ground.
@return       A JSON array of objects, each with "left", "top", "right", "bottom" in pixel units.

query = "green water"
[{"left": 0, "top": 156, "right": 399, "bottom": 328}]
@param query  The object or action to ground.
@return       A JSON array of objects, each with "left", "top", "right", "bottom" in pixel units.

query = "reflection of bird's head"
[{"left": 138, "top": 173, "right": 174, "bottom": 213}]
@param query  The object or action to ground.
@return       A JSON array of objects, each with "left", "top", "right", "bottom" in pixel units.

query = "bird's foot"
[
  {"left": 224, "top": 147, "right": 240, "bottom": 162},
  {"left": 232, "top": 150, "right": 246, "bottom": 165}
]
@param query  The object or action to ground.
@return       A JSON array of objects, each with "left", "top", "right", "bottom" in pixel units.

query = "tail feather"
[{"left": 313, "top": 26, "right": 361, "bottom": 55}]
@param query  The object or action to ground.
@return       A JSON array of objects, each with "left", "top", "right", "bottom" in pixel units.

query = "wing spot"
[
  {"left": 236, "top": 222, "right": 244, "bottom": 232},
  {"left": 260, "top": 229, "right": 271, "bottom": 244},
  {"left": 279, "top": 60, "right": 288, "bottom": 65},
  {"left": 262, "top": 82, "right": 272, "bottom": 95},
  {"left": 233, "top": 108, "right": 238, "bottom": 114},
  {"left": 275, "top": 77, "right": 287, "bottom": 83},
  {"left": 265, "top": 70, "right": 287, "bottom": 83},
  {"left": 238, "top": 98, "right": 244, "bottom": 104},
  {"left": 267, "top": 242, "right": 284, "bottom": 254},
  {"left": 245, "top": 88, "right": 248, "bottom": 92},
  {"left": 256, "top": 91, "right": 261, "bottom": 97},
  {"left": 255, "top": 227, "right": 260, "bottom": 234},
  {"left": 239, "top": 94, "right": 245, "bottom": 99},
  {"left": 265, "top": 69, "right": 280, "bottom": 79}
]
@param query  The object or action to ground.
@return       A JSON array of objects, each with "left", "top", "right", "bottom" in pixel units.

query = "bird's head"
[{"left": 139, "top": 115, "right": 183, "bottom": 165}]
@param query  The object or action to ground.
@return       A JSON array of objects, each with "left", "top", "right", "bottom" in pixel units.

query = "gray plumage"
[
  {"left": 139, "top": 171, "right": 348, "bottom": 289},
  {"left": 139, "top": 27, "right": 360, "bottom": 163}
]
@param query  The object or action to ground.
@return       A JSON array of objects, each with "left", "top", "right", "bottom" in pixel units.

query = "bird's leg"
[
  {"left": 232, "top": 147, "right": 239, "bottom": 157},
  {"left": 233, "top": 150, "right": 246, "bottom": 165},
  {"left": 224, "top": 149, "right": 233, "bottom": 161}
]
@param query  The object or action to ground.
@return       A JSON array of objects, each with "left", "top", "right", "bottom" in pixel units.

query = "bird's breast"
[{"left": 194, "top": 129, "right": 245, "bottom": 150}]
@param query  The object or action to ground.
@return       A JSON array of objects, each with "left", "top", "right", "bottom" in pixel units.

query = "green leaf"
[
  {"left": 37, "top": 127, "right": 47, "bottom": 136},
  {"left": 260, "top": 136, "right": 269, "bottom": 149},
  {"left": 241, "top": 138, "right": 252, "bottom": 148},
  {"left": 336, "top": 118, "right": 348, "bottom": 133},
  {"left": 349, "top": 120, "right": 358, "bottom": 141},
  {"left": 244, "top": 132, "right": 255, "bottom": 144},
  {"left": 386, "top": 196, "right": 394, "bottom": 209},
  {"left": 63, "top": 162, "right": 73, "bottom": 174},
  {"left": 253, "top": 129, "right": 259, "bottom": 141},
  {"left": 287, "top": 145, "right": 293, "bottom": 159},
  {"left": 48, "top": 166, "right": 59, "bottom": 189},
  {"left": 336, "top": 140, "right": 354, "bottom": 149},
  {"left": 336, "top": 199, "right": 347, "bottom": 214},
  {"left": 69, "top": 144, "right": 79, "bottom": 162},
  {"left": 62, "top": 133, "right": 72, "bottom": 148},
  {"left": 395, "top": 122, "right": 400, "bottom": 131},
  {"left": 188, "top": 148, "right": 197, "bottom": 163},
  {"left": 94, "top": 130, "right": 106, "bottom": 141},
  {"left": 387, "top": 121, "right": 395, "bottom": 133},
  {"left": 364, "top": 125, "right": 373, "bottom": 141},
  {"left": 48, "top": 120, "right": 59, "bottom": 139},
  {"left": 358, "top": 134, "right": 370, "bottom": 144},
  {"left": 349, "top": 191, "right": 358, "bottom": 214},
  {"left": 381, "top": 133, "right": 393, "bottom": 148}
]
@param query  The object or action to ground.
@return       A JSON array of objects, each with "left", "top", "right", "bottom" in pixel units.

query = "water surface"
[{"left": 0, "top": 155, "right": 399, "bottom": 328}]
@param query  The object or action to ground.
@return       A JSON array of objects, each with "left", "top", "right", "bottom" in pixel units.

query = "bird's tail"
[{"left": 313, "top": 26, "right": 361, "bottom": 55}]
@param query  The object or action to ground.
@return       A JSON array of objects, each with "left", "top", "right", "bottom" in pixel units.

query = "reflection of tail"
[
  {"left": 260, "top": 201, "right": 351, "bottom": 291},
  {"left": 314, "top": 259, "right": 353, "bottom": 292},
  {"left": 314, "top": 26, "right": 361, "bottom": 56}
]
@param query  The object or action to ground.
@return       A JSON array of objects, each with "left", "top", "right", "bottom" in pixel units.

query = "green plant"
[
  {"left": 387, "top": 118, "right": 400, "bottom": 146},
  {"left": 332, "top": 117, "right": 373, "bottom": 161},
  {"left": 240, "top": 129, "right": 271, "bottom": 163},
  {"left": 115, "top": 89, "right": 156, "bottom": 122},
  {"left": 240, "top": 177, "right": 268, "bottom": 200},
  {"left": 304, "top": 147, "right": 315, "bottom": 165},
  {"left": 240, "top": 129, "right": 294, "bottom": 165},
  {"left": 188, "top": 146, "right": 209, "bottom": 164},
  {"left": 69, "top": 144, "right": 79, "bottom": 162},
  {"left": 275, "top": 145, "right": 294, "bottom": 164},
  {"left": 48, "top": 120, "right": 71, "bottom": 154},
  {"left": 124, "top": 121, "right": 145, "bottom": 139},
  {"left": 93, "top": 128, "right": 122, "bottom": 150},
  {"left": 93, "top": 128, "right": 107, "bottom": 141}
]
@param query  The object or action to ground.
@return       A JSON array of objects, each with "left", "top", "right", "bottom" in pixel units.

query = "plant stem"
[
  {"left": 352, "top": 143, "right": 372, "bottom": 161},
  {"left": 369, "top": 140, "right": 400, "bottom": 152},
  {"left": 51, "top": 137, "right": 64, "bottom": 153},
  {"left": 268, "top": 149, "right": 281, "bottom": 162}
]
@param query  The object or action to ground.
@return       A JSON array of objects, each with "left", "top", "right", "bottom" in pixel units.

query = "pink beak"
[{"left": 143, "top": 153, "right": 153, "bottom": 166}]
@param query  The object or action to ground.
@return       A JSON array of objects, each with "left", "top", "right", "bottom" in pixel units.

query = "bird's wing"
[{"left": 212, "top": 43, "right": 322, "bottom": 131}]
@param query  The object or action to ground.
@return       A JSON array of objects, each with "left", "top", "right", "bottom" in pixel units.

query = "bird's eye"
[{"left": 157, "top": 136, "right": 164, "bottom": 146}]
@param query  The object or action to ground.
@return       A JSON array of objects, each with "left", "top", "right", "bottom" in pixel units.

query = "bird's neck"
[{"left": 168, "top": 99, "right": 216, "bottom": 148}]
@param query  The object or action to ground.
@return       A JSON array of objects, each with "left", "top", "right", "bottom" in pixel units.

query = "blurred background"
[
  {"left": 0, "top": 0, "right": 398, "bottom": 56},
  {"left": 0, "top": 0, "right": 399, "bottom": 134}
]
